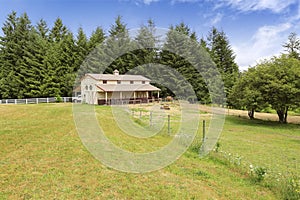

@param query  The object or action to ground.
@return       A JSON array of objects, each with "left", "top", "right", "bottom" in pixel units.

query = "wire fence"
[
  {"left": 0, "top": 97, "right": 75, "bottom": 105},
  {"left": 130, "top": 109, "right": 184, "bottom": 135}
]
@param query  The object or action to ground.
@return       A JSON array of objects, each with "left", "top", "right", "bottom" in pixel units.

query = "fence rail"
[{"left": 0, "top": 97, "right": 74, "bottom": 105}]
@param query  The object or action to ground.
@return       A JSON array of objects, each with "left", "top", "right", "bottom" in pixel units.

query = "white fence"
[{"left": 0, "top": 97, "right": 74, "bottom": 105}]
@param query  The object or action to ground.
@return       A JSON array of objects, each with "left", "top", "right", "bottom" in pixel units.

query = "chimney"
[{"left": 113, "top": 69, "right": 119, "bottom": 75}]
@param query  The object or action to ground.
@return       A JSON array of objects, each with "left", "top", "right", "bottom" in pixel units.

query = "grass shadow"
[{"left": 226, "top": 115, "right": 300, "bottom": 131}]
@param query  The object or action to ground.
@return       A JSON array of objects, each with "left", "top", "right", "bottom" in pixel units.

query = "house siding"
[
  {"left": 81, "top": 72, "right": 160, "bottom": 105},
  {"left": 81, "top": 76, "right": 99, "bottom": 104}
]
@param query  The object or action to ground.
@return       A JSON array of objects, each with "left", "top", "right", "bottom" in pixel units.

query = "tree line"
[
  {"left": 0, "top": 11, "right": 238, "bottom": 104},
  {"left": 0, "top": 11, "right": 298, "bottom": 123},
  {"left": 0, "top": 12, "right": 105, "bottom": 99}
]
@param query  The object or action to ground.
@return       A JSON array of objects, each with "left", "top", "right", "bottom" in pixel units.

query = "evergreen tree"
[
  {"left": 133, "top": 19, "right": 159, "bottom": 67},
  {"left": 104, "top": 15, "right": 133, "bottom": 74},
  {"left": 109, "top": 15, "right": 126, "bottom": 37},
  {"left": 57, "top": 32, "right": 76, "bottom": 97},
  {"left": 21, "top": 28, "right": 49, "bottom": 97},
  {"left": 206, "top": 27, "right": 239, "bottom": 104},
  {"left": 42, "top": 42, "right": 61, "bottom": 97},
  {"left": 49, "top": 18, "right": 68, "bottom": 43},
  {"left": 161, "top": 23, "right": 211, "bottom": 101},
  {"left": 200, "top": 37, "right": 209, "bottom": 52},
  {"left": 0, "top": 12, "right": 19, "bottom": 98},
  {"left": 0, "top": 12, "right": 33, "bottom": 98},
  {"left": 76, "top": 27, "right": 106, "bottom": 80},
  {"left": 74, "top": 27, "right": 89, "bottom": 72},
  {"left": 46, "top": 18, "right": 76, "bottom": 97},
  {"left": 36, "top": 19, "right": 49, "bottom": 40},
  {"left": 88, "top": 26, "right": 105, "bottom": 51}
]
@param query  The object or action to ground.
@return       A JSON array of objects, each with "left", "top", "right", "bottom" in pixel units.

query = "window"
[
  {"left": 85, "top": 85, "right": 88, "bottom": 90},
  {"left": 103, "top": 80, "right": 107, "bottom": 84},
  {"left": 89, "top": 85, "right": 92, "bottom": 90},
  {"left": 130, "top": 81, "right": 134, "bottom": 84},
  {"left": 117, "top": 80, "right": 121, "bottom": 84},
  {"left": 142, "top": 81, "right": 145, "bottom": 84}
]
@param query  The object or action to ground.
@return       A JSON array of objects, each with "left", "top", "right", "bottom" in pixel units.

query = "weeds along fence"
[
  {"left": 0, "top": 97, "right": 74, "bottom": 105},
  {"left": 130, "top": 109, "right": 206, "bottom": 150},
  {"left": 130, "top": 109, "right": 203, "bottom": 135}
]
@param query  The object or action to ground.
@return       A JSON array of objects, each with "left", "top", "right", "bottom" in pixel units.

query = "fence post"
[
  {"left": 0, "top": 100, "right": 1, "bottom": 104},
  {"left": 202, "top": 120, "right": 206, "bottom": 143},
  {"left": 25, "top": 99, "right": 28, "bottom": 104},
  {"left": 47, "top": 97, "right": 49, "bottom": 103},
  {"left": 15, "top": 99, "right": 17, "bottom": 104},
  {"left": 150, "top": 111, "right": 152, "bottom": 126},
  {"left": 64, "top": 97, "right": 66, "bottom": 103},
  {"left": 36, "top": 98, "right": 39, "bottom": 104},
  {"left": 168, "top": 115, "right": 170, "bottom": 135},
  {"left": 6, "top": 100, "right": 8, "bottom": 104},
  {"left": 200, "top": 120, "right": 206, "bottom": 154}
]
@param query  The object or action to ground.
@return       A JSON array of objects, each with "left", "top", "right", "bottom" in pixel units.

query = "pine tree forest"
[{"left": 0, "top": 12, "right": 239, "bottom": 103}]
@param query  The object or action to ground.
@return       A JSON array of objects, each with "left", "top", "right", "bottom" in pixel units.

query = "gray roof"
[
  {"left": 96, "top": 84, "right": 160, "bottom": 92},
  {"left": 86, "top": 73, "right": 151, "bottom": 81}
]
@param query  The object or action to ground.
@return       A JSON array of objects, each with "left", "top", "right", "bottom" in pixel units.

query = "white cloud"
[
  {"left": 136, "top": 0, "right": 299, "bottom": 12},
  {"left": 233, "top": 23, "right": 292, "bottom": 70},
  {"left": 219, "top": 0, "right": 298, "bottom": 13},
  {"left": 172, "top": 0, "right": 199, "bottom": 3},
  {"left": 210, "top": 13, "right": 223, "bottom": 25},
  {"left": 225, "top": 0, "right": 300, "bottom": 69},
  {"left": 142, "top": 0, "right": 160, "bottom": 4},
  {"left": 172, "top": 0, "right": 298, "bottom": 13}
]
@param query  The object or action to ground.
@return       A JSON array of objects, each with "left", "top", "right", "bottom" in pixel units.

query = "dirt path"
[{"left": 199, "top": 105, "right": 300, "bottom": 124}]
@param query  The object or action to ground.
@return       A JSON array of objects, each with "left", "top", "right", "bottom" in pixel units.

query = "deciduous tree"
[
  {"left": 283, "top": 32, "right": 300, "bottom": 59},
  {"left": 230, "top": 55, "right": 300, "bottom": 123}
]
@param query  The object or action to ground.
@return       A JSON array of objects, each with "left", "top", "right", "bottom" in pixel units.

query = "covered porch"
[{"left": 96, "top": 84, "right": 160, "bottom": 105}]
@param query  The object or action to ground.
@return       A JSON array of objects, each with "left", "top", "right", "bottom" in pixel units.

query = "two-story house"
[{"left": 81, "top": 69, "right": 161, "bottom": 105}]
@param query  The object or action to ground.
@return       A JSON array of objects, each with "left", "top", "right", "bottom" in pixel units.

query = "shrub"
[
  {"left": 249, "top": 165, "right": 267, "bottom": 182},
  {"left": 55, "top": 95, "right": 62, "bottom": 103},
  {"left": 260, "top": 106, "right": 273, "bottom": 113},
  {"left": 214, "top": 142, "right": 220, "bottom": 152}
]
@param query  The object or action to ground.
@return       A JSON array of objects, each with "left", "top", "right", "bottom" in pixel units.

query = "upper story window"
[
  {"left": 130, "top": 81, "right": 134, "bottom": 84},
  {"left": 142, "top": 81, "right": 145, "bottom": 84},
  {"left": 89, "top": 85, "right": 92, "bottom": 90},
  {"left": 85, "top": 85, "right": 88, "bottom": 90},
  {"left": 103, "top": 80, "right": 107, "bottom": 84},
  {"left": 117, "top": 80, "right": 121, "bottom": 84}
]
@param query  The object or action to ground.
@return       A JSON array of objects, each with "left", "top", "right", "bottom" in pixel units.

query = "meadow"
[{"left": 0, "top": 103, "right": 299, "bottom": 199}]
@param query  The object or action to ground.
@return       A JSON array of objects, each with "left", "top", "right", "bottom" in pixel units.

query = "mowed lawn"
[{"left": 0, "top": 103, "right": 299, "bottom": 199}]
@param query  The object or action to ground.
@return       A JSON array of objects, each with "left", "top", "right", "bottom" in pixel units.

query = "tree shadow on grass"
[{"left": 225, "top": 115, "right": 300, "bottom": 132}]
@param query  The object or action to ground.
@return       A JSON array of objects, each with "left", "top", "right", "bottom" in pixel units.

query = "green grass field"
[{"left": 0, "top": 103, "right": 299, "bottom": 199}]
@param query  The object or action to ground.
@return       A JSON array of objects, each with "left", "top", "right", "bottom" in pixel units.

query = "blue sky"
[{"left": 1, "top": 0, "right": 300, "bottom": 70}]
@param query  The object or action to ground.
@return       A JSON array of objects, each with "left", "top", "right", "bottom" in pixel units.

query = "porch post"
[
  {"left": 146, "top": 91, "right": 149, "bottom": 103},
  {"left": 93, "top": 92, "right": 96, "bottom": 104},
  {"left": 105, "top": 92, "right": 107, "bottom": 104},
  {"left": 158, "top": 91, "right": 160, "bottom": 99},
  {"left": 120, "top": 91, "right": 123, "bottom": 104}
]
